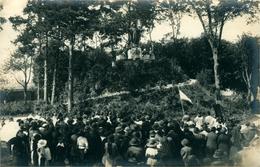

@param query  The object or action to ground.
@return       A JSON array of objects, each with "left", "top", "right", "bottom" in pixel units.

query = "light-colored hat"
[
  {"left": 42, "top": 123, "right": 48, "bottom": 128},
  {"left": 181, "top": 138, "right": 190, "bottom": 146},
  {"left": 37, "top": 139, "right": 47, "bottom": 148},
  {"left": 115, "top": 126, "right": 123, "bottom": 133}
]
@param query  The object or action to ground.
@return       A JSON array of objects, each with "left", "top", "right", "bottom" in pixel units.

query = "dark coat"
[
  {"left": 8, "top": 136, "right": 29, "bottom": 166},
  {"left": 217, "top": 133, "right": 230, "bottom": 153},
  {"left": 126, "top": 145, "right": 145, "bottom": 163},
  {"left": 206, "top": 132, "right": 218, "bottom": 150}
]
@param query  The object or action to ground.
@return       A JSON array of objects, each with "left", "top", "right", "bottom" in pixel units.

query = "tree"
[
  {"left": 187, "top": 0, "right": 259, "bottom": 100},
  {"left": 4, "top": 50, "right": 33, "bottom": 104},
  {"left": 158, "top": 0, "right": 186, "bottom": 40},
  {"left": 9, "top": 0, "right": 50, "bottom": 104},
  {"left": 235, "top": 35, "right": 258, "bottom": 107},
  {"left": 0, "top": 4, "right": 6, "bottom": 31},
  {"left": 51, "top": 1, "right": 100, "bottom": 112}
]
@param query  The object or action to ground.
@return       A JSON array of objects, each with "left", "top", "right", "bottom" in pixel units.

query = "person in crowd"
[
  {"left": 180, "top": 138, "right": 199, "bottom": 167},
  {"left": 205, "top": 112, "right": 217, "bottom": 129},
  {"left": 217, "top": 128, "right": 230, "bottom": 156},
  {"left": 77, "top": 133, "right": 89, "bottom": 164},
  {"left": 242, "top": 123, "right": 257, "bottom": 147},
  {"left": 206, "top": 127, "right": 218, "bottom": 158},
  {"left": 53, "top": 136, "right": 66, "bottom": 166},
  {"left": 8, "top": 130, "right": 29, "bottom": 166},
  {"left": 211, "top": 149, "right": 228, "bottom": 166},
  {"left": 145, "top": 138, "right": 159, "bottom": 167},
  {"left": 102, "top": 135, "right": 122, "bottom": 167},
  {"left": 126, "top": 137, "right": 145, "bottom": 165},
  {"left": 31, "top": 133, "right": 41, "bottom": 166},
  {"left": 194, "top": 112, "right": 204, "bottom": 130},
  {"left": 5, "top": 105, "right": 259, "bottom": 167},
  {"left": 37, "top": 139, "right": 52, "bottom": 166},
  {"left": 229, "top": 125, "right": 243, "bottom": 162}
]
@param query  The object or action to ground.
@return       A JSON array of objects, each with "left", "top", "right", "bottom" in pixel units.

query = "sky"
[{"left": 0, "top": 0, "right": 260, "bottom": 89}]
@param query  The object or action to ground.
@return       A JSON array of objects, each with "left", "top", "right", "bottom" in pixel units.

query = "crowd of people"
[{"left": 3, "top": 108, "right": 259, "bottom": 167}]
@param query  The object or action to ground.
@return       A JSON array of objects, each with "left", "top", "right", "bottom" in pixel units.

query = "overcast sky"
[{"left": 0, "top": 0, "right": 260, "bottom": 88}]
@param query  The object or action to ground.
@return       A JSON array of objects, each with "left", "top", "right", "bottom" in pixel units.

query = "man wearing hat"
[
  {"left": 211, "top": 149, "right": 228, "bottom": 166},
  {"left": 180, "top": 138, "right": 198, "bottom": 167},
  {"left": 8, "top": 130, "right": 29, "bottom": 166}
]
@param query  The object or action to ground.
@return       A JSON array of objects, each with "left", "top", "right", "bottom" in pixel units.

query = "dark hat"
[
  {"left": 71, "top": 134, "right": 78, "bottom": 141},
  {"left": 250, "top": 123, "right": 256, "bottom": 129},
  {"left": 115, "top": 126, "right": 123, "bottom": 133},
  {"left": 152, "top": 123, "right": 160, "bottom": 130},
  {"left": 124, "top": 126, "right": 131, "bottom": 133},
  {"left": 213, "top": 149, "right": 225, "bottom": 159},
  {"left": 129, "top": 138, "right": 141, "bottom": 146},
  {"left": 146, "top": 138, "right": 158, "bottom": 148}
]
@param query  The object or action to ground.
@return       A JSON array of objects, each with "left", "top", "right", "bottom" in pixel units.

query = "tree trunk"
[
  {"left": 43, "top": 57, "right": 48, "bottom": 103},
  {"left": 37, "top": 75, "right": 40, "bottom": 104},
  {"left": 24, "top": 84, "right": 27, "bottom": 104},
  {"left": 51, "top": 63, "right": 57, "bottom": 105},
  {"left": 43, "top": 36, "right": 48, "bottom": 103},
  {"left": 211, "top": 44, "right": 221, "bottom": 100},
  {"left": 247, "top": 86, "right": 252, "bottom": 106},
  {"left": 68, "top": 42, "right": 73, "bottom": 112}
]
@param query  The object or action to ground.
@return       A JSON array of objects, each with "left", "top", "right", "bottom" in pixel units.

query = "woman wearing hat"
[
  {"left": 31, "top": 133, "right": 41, "bottom": 166},
  {"left": 180, "top": 138, "right": 199, "bottom": 167},
  {"left": 77, "top": 135, "right": 89, "bottom": 164},
  {"left": 102, "top": 135, "right": 122, "bottom": 167},
  {"left": 145, "top": 138, "right": 159, "bottom": 167},
  {"left": 37, "top": 139, "right": 52, "bottom": 166}
]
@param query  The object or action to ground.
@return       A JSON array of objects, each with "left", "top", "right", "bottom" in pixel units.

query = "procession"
[{"left": 1, "top": 0, "right": 260, "bottom": 167}]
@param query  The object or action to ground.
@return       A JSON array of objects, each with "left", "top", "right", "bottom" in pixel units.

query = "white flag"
[{"left": 179, "top": 89, "right": 192, "bottom": 104}]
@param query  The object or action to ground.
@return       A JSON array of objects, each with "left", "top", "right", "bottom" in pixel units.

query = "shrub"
[{"left": 0, "top": 101, "right": 34, "bottom": 116}]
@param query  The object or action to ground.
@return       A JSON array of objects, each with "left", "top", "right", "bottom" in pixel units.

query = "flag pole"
[{"left": 178, "top": 85, "right": 185, "bottom": 116}]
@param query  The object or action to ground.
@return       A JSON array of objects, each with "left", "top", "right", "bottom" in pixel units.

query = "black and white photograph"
[{"left": 0, "top": 0, "right": 260, "bottom": 166}]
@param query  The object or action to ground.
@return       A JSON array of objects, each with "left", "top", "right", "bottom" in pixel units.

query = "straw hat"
[{"left": 37, "top": 139, "right": 47, "bottom": 148}]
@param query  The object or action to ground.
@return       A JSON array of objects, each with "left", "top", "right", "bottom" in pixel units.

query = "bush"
[
  {"left": 0, "top": 101, "right": 34, "bottom": 116},
  {"left": 196, "top": 69, "right": 213, "bottom": 87}
]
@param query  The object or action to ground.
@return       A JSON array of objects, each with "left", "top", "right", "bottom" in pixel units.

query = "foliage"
[
  {"left": 0, "top": 4, "right": 6, "bottom": 31},
  {"left": 0, "top": 101, "right": 34, "bottom": 116},
  {"left": 196, "top": 69, "right": 213, "bottom": 87},
  {"left": 6, "top": 0, "right": 259, "bottom": 112},
  {"left": 187, "top": 0, "right": 259, "bottom": 95}
]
